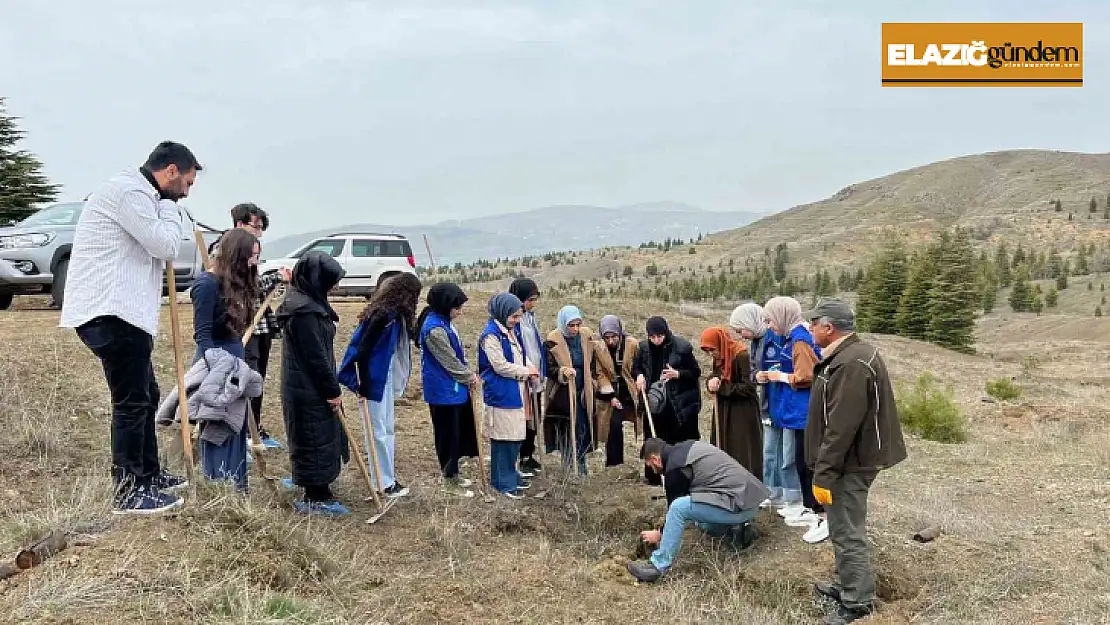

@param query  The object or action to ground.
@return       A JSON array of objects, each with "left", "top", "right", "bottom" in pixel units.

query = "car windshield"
[{"left": 18, "top": 203, "right": 83, "bottom": 227}]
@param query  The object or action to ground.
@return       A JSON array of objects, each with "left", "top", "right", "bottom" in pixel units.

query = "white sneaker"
[
  {"left": 777, "top": 503, "right": 805, "bottom": 519},
  {"left": 786, "top": 510, "right": 821, "bottom": 527},
  {"left": 760, "top": 498, "right": 786, "bottom": 509},
  {"left": 803, "top": 518, "right": 829, "bottom": 543}
]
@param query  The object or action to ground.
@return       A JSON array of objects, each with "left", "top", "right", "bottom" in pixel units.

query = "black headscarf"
[
  {"left": 287, "top": 251, "right": 345, "bottom": 320},
  {"left": 509, "top": 277, "right": 539, "bottom": 302},
  {"left": 646, "top": 316, "right": 670, "bottom": 338},
  {"left": 415, "top": 282, "right": 468, "bottom": 347}
]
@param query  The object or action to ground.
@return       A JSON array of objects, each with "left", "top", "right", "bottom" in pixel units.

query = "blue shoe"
[
  {"left": 112, "top": 487, "right": 184, "bottom": 516},
  {"left": 246, "top": 450, "right": 253, "bottom": 464},
  {"left": 261, "top": 436, "right": 283, "bottom": 450},
  {"left": 293, "top": 499, "right": 351, "bottom": 517},
  {"left": 280, "top": 477, "right": 297, "bottom": 490}
]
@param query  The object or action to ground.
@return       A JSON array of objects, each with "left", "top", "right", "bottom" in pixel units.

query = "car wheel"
[
  {"left": 51, "top": 258, "right": 69, "bottom": 309},
  {"left": 0, "top": 293, "right": 12, "bottom": 311}
]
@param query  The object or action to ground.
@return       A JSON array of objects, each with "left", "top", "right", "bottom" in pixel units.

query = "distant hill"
[
  {"left": 427, "top": 150, "right": 1110, "bottom": 304},
  {"left": 261, "top": 202, "right": 763, "bottom": 266}
]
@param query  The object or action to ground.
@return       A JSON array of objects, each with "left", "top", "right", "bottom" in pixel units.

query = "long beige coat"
[
  {"left": 594, "top": 334, "right": 643, "bottom": 444},
  {"left": 480, "top": 321, "right": 531, "bottom": 442},
  {"left": 543, "top": 327, "right": 611, "bottom": 451}
]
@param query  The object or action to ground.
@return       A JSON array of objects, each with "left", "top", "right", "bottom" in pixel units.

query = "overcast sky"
[{"left": 1, "top": 1, "right": 1105, "bottom": 238}]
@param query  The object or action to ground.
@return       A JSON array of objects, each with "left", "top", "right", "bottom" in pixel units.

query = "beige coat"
[
  {"left": 543, "top": 327, "right": 611, "bottom": 450},
  {"left": 594, "top": 334, "right": 643, "bottom": 444},
  {"left": 480, "top": 321, "right": 531, "bottom": 442}
]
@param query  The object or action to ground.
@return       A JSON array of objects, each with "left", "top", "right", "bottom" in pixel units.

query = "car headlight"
[{"left": 0, "top": 233, "right": 56, "bottom": 248}]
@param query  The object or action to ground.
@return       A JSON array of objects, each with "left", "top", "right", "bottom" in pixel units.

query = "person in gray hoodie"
[{"left": 626, "top": 438, "right": 769, "bottom": 583}]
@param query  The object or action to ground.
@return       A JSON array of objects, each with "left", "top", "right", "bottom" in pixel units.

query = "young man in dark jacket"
[
  {"left": 802, "top": 299, "right": 908, "bottom": 625},
  {"left": 626, "top": 438, "right": 768, "bottom": 583}
]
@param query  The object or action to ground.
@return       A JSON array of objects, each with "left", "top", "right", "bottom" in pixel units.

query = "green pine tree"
[
  {"left": 994, "top": 243, "right": 1012, "bottom": 287},
  {"left": 1045, "top": 286, "right": 1059, "bottom": 308},
  {"left": 1075, "top": 246, "right": 1090, "bottom": 275},
  {"left": 1091, "top": 197, "right": 1099, "bottom": 213},
  {"left": 896, "top": 247, "right": 938, "bottom": 340},
  {"left": 1055, "top": 199, "right": 1063, "bottom": 211},
  {"left": 1057, "top": 260, "right": 1069, "bottom": 290},
  {"left": 1096, "top": 305, "right": 1104, "bottom": 318},
  {"left": 1031, "top": 293, "right": 1044, "bottom": 314},
  {"left": 0, "top": 97, "right": 60, "bottom": 223},
  {"left": 925, "top": 229, "right": 979, "bottom": 352},
  {"left": 1009, "top": 263, "right": 1033, "bottom": 312},
  {"left": 1012, "top": 244, "right": 1027, "bottom": 268},
  {"left": 856, "top": 238, "right": 908, "bottom": 335}
]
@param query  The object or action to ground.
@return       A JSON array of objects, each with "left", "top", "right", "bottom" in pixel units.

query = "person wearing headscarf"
[
  {"left": 276, "top": 251, "right": 351, "bottom": 517},
  {"left": 415, "top": 283, "right": 480, "bottom": 497},
  {"left": 509, "top": 278, "right": 547, "bottom": 476},
  {"left": 542, "top": 305, "right": 608, "bottom": 476},
  {"left": 632, "top": 316, "right": 701, "bottom": 485},
  {"left": 729, "top": 303, "right": 782, "bottom": 505},
  {"left": 478, "top": 292, "right": 539, "bottom": 498},
  {"left": 336, "top": 273, "right": 422, "bottom": 500},
  {"left": 757, "top": 296, "right": 824, "bottom": 540},
  {"left": 700, "top": 326, "right": 762, "bottom": 477},
  {"left": 594, "top": 314, "right": 641, "bottom": 466}
]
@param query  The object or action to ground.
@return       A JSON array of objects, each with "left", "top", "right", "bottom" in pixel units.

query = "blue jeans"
[
  {"left": 762, "top": 425, "right": 801, "bottom": 503},
  {"left": 489, "top": 439, "right": 522, "bottom": 493},
  {"left": 650, "top": 496, "right": 758, "bottom": 571}
]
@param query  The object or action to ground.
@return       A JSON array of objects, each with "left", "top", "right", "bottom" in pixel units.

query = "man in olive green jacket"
[{"left": 803, "top": 299, "right": 907, "bottom": 625}]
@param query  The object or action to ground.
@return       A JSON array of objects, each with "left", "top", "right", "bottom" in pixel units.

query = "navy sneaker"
[
  {"left": 152, "top": 472, "right": 188, "bottom": 493},
  {"left": 293, "top": 499, "right": 351, "bottom": 517},
  {"left": 113, "top": 487, "right": 184, "bottom": 516},
  {"left": 384, "top": 483, "right": 410, "bottom": 499}
]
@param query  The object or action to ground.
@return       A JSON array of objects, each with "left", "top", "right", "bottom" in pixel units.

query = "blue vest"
[
  {"left": 478, "top": 319, "right": 523, "bottom": 409},
  {"left": 337, "top": 313, "right": 401, "bottom": 402},
  {"left": 512, "top": 312, "right": 548, "bottom": 380},
  {"left": 420, "top": 312, "right": 469, "bottom": 406},
  {"left": 768, "top": 325, "right": 821, "bottom": 430}
]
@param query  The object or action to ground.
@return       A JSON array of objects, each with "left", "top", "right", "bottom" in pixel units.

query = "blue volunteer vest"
[
  {"left": 337, "top": 313, "right": 401, "bottom": 402},
  {"left": 420, "top": 312, "right": 469, "bottom": 406},
  {"left": 769, "top": 324, "right": 821, "bottom": 430},
  {"left": 478, "top": 319, "right": 523, "bottom": 409}
]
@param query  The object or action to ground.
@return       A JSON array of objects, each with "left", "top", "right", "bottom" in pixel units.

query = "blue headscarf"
[
  {"left": 557, "top": 305, "right": 584, "bottom": 337},
  {"left": 488, "top": 292, "right": 523, "bottom": 327}
]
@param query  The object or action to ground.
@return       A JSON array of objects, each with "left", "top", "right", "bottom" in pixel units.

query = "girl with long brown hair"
[
  {"left": 192, "top": 227, "right": 260, "bottom": 361},
  {"left": 188, "top": 227, "right": 262, "bottom": 491},
  {"left": 337, "top": 272, "right": 423, "bottom": 498}
]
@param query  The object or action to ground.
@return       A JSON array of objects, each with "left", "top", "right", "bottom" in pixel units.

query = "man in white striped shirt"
[{"left": 60, "top": 141, "right": 201, "bottom": 515}]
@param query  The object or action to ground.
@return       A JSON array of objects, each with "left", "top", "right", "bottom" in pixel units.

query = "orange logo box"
[{"left": 881, "top": 22, "right": 1083, "bottom": 87}]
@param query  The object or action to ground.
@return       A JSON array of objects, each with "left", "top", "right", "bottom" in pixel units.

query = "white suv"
[{"left": 260, "top": 232, "right": 417, "bottom": 298}]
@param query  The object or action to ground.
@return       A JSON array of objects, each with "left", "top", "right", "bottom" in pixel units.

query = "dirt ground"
[{"left": 0, "top": 294, "right": 1107, "bottom": 624}]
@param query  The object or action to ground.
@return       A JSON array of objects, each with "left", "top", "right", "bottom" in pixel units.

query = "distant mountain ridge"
[{"left": 262, "top": 202, "right": 763, "bottom": 266}]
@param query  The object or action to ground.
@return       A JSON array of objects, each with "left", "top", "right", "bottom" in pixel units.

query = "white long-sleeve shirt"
[{"left": 59, "top": 168, "right": 184, "bottom": 337}]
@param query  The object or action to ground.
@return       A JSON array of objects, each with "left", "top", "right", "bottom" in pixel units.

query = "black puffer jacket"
[
  {"left": 277, "top": 252, "right": 349, "bottom": 487},
  {"left": 632, "top": 332, "right": 702, "bottom": 442}
]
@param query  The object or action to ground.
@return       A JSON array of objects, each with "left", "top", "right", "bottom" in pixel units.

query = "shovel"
[
  {"left": 468, "top": 386, "right": 496, "bottom": 503},
  {"left": 333, "top": 402, "right": 395, "bottom": 524}
]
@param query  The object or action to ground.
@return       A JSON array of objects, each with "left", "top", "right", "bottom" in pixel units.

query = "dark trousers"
[
  {"left": 519, "top": 392, "right": 541, "bottom": 460},
  {"left": 605, "top": 405, "right": 629, "bottom": 466},
  {"left": 243, "top": 332, "right": 273, "bottom": 431},
  {"left": 794, "top": 427, "right": 825, "bottom": 514},
  {"left": 430, "top": 403, "right": 464, "bottom": 478},
  {"left": 76, "top": 316, "right": 161, "bottom": 492}
]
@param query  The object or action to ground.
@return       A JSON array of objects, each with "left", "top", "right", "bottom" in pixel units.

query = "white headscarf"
[{"left": 729, "top": 303, "right": 766, "bottom": 337}]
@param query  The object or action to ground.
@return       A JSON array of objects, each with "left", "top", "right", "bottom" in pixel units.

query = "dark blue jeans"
[
  {"left": 76, "top": 316, "right": 160, "bottom": 492},
  {"left": 489, "top": 439, "right": 522, "bottom": 493}
]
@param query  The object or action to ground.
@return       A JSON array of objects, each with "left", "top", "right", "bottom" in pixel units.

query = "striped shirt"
[{"left": 59, "top": 168, "right": 183, "bottom": 337}]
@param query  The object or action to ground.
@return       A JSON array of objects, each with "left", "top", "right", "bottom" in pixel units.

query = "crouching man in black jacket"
[{"left": 626, "top": 438, "right": 770, "bottom": 583}]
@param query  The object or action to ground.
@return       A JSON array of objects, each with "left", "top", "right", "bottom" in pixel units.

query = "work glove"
[{"left": 812, "top": 485, "right": 833, "bottom": 506}]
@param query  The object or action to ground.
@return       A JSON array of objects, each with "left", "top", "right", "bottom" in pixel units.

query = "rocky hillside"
[{"left": 433, "top": 150, "right": 1110, "bottom": 293}]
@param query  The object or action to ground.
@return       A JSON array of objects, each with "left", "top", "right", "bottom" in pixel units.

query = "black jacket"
[
  {"left": 277, "top": 252, "right": 349, "bottom": 487},
  {"left": 632, "top": 333, "right": 702, "bottom": 434}
]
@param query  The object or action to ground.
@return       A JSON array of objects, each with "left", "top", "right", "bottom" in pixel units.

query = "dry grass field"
[{"left": 0, "top": 291, "right": 1108, "bottom": 624}]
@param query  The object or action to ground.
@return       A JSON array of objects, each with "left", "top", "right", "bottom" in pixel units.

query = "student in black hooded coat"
[
  {"left": 632, "top": 316, "right": 701, "bottom": 484},
  {"left": 276, "top": 251, "right": 351, "bottom": 516}
]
